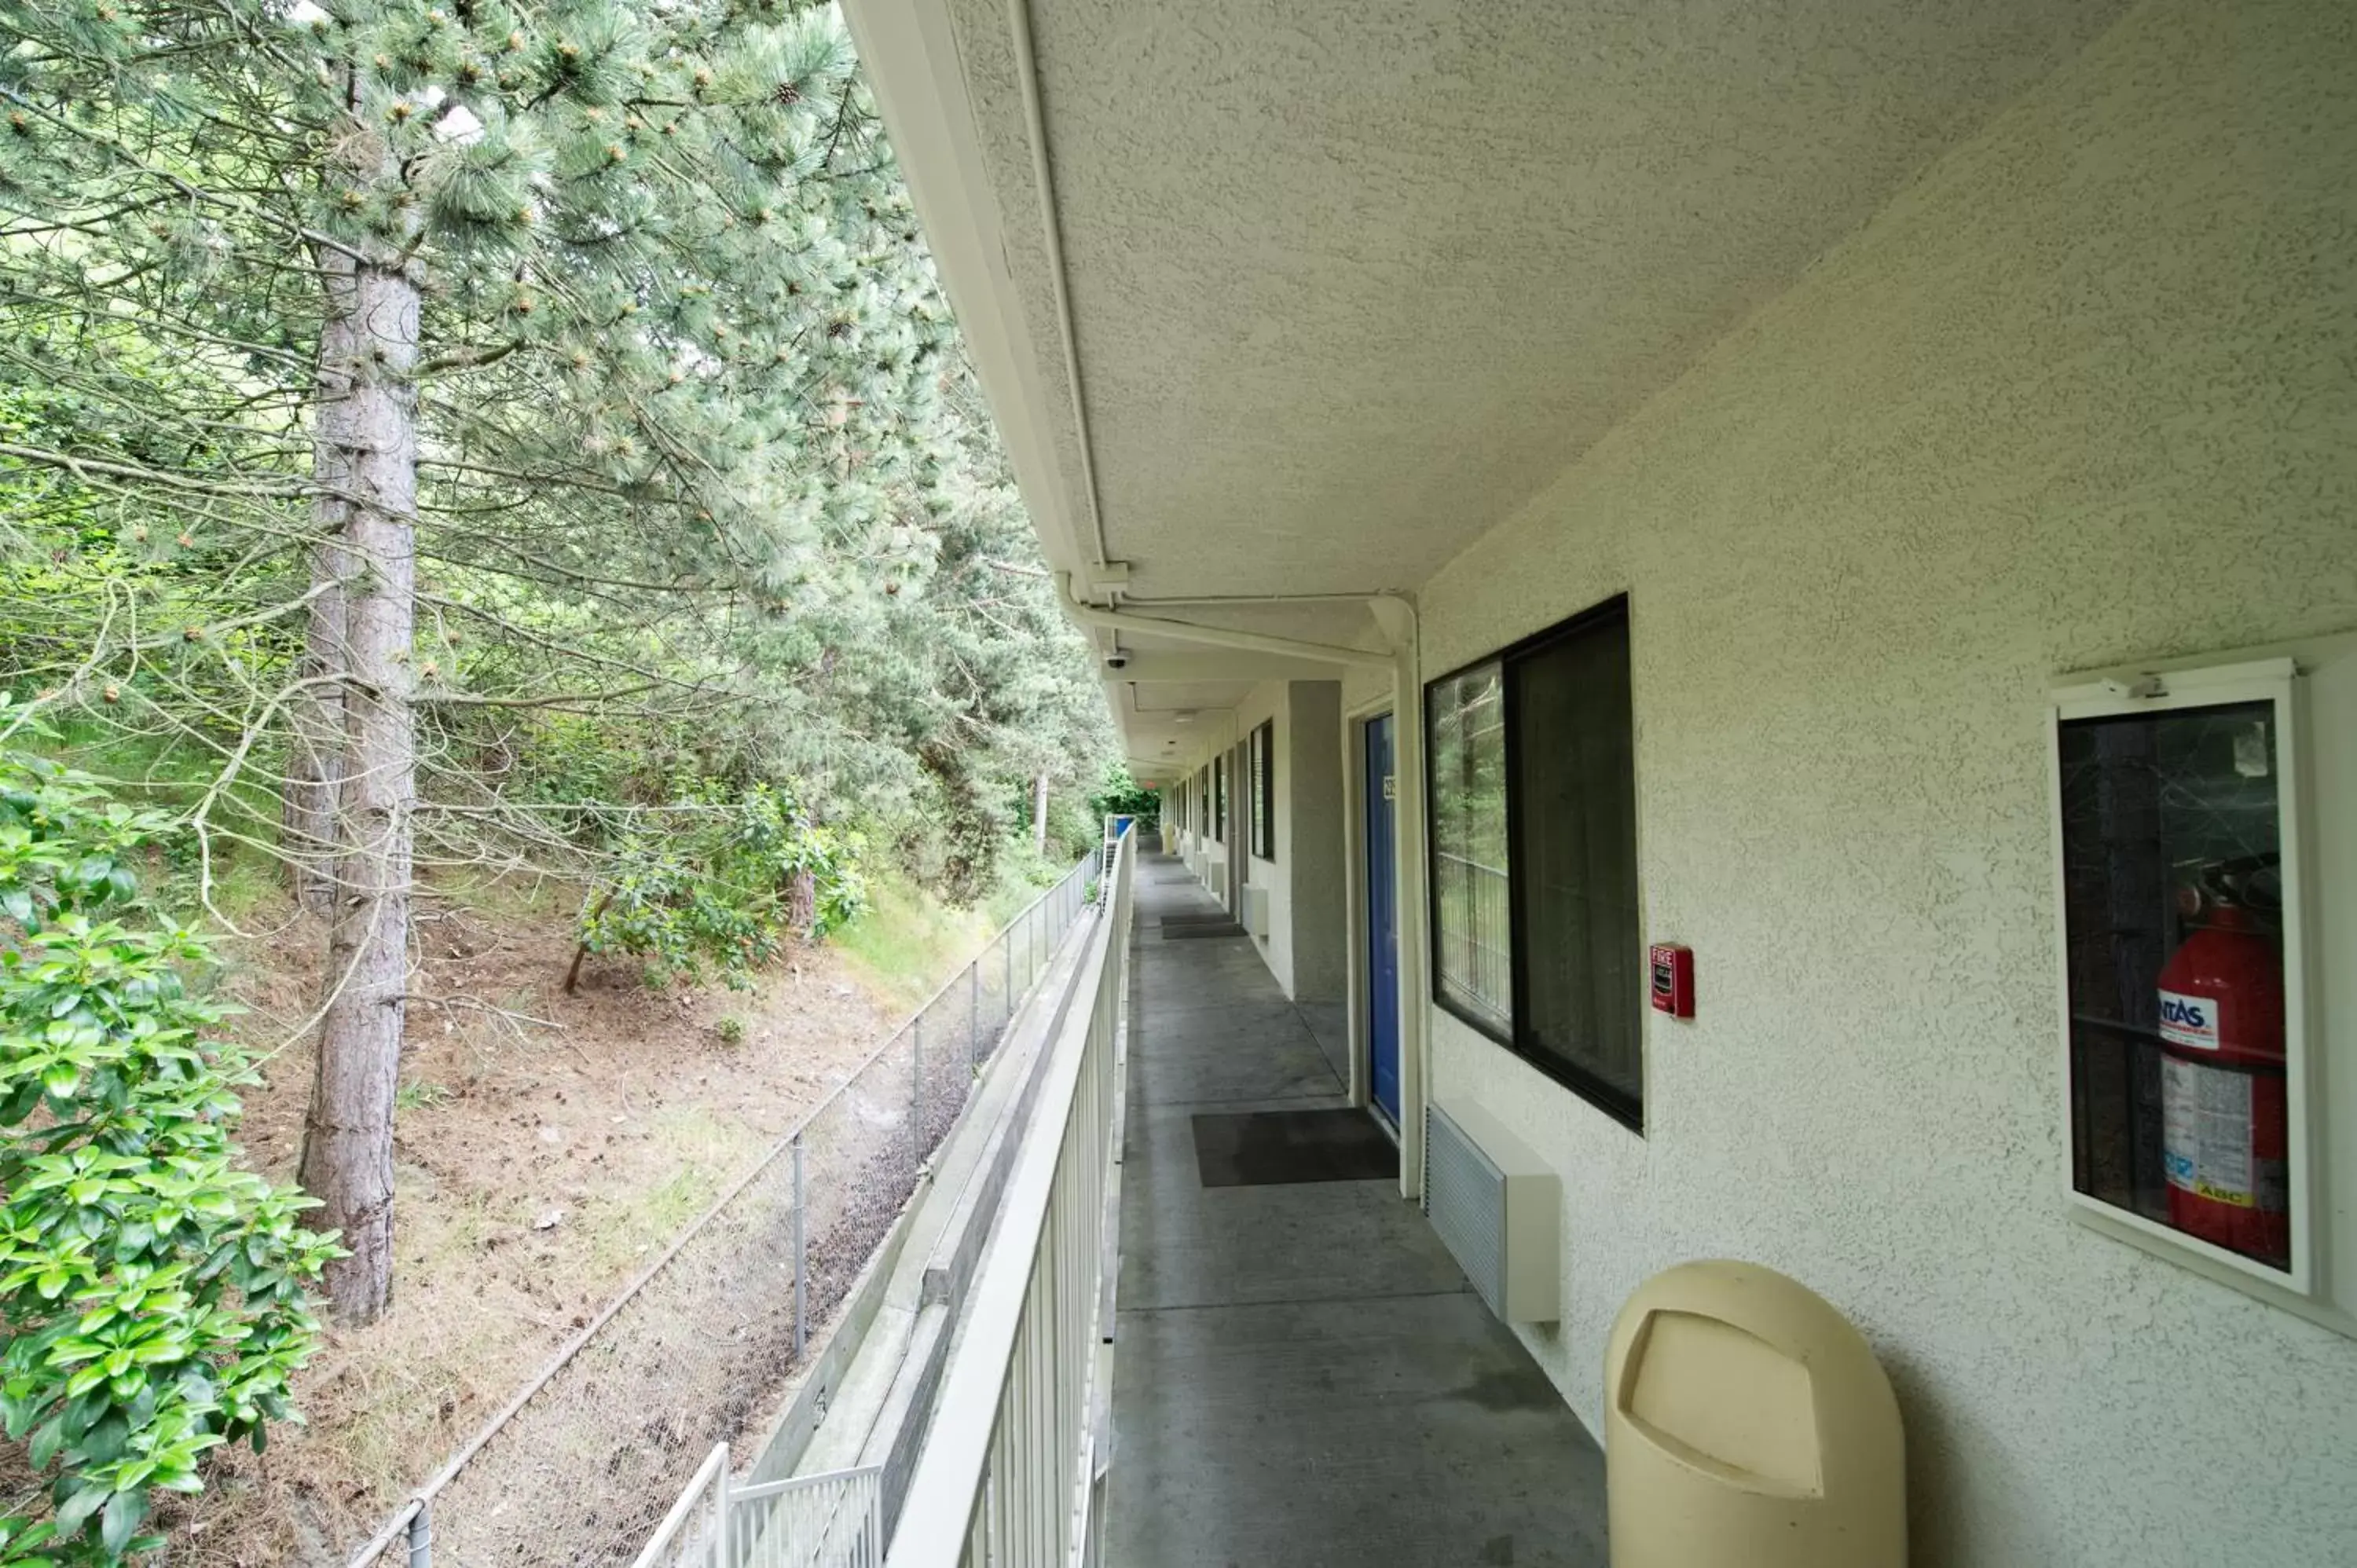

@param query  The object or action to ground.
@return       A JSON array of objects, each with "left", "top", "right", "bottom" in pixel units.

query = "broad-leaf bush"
[
  {"left": 0, "top": 751, "right": 335, "bottom": 1564},
  {"left": 570, "top": 780, "right": 866, "bottom": 993}
]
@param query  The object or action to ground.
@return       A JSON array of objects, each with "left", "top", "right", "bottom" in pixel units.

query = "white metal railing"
[
  {"left": 886, "top": 825, "right": 1135, "bottom": 1566},
  {"left": 734, "top": 1466, "right": 884, "bottom": 1568},
  {"left": 1433, "top": 848, "right": 1510, "bottom": 1028},
  {"left": 346, "top": 855, "right": 1099, "bottom": 1568},
  {"left": 632, "top": 1444, "right": 882, "bottom": 1568},
  {"left": 635, "top": 1445, "right": 730, "bottom": 1568}
]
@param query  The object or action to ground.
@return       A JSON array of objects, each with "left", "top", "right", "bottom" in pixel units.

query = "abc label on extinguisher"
[
  {"left": 2157, "top": 990, "right": 2219, "bottom": 1050},
  {"left": 2158, "top": 989, "right": 2280, "bottom": 1212}
]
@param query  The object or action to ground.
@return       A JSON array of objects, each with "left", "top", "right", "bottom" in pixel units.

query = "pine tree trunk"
[
  {"left": 283, "top": 251, "right": 355, "bottom": 914},
  {"left": 298, "top": 255, "right": 420, "bottom": 1326}
]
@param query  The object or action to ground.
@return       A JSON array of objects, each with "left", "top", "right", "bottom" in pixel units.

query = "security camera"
[{"left": 1105, "top": 653, "right": 1129, "bottom": 672}]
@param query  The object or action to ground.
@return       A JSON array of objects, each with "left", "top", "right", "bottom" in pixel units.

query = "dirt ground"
[{"left": 156, "top": 883, "right": 904, "bottom": 1566}]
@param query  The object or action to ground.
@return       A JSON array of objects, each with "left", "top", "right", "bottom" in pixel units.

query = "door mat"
[
  {"left": 1160, "top": 921, "right": 1246, "bottom": 940},
  {"left": 1191, "top": 1108, "right": 1399, "bottom": 1188},
  {"left": 1157, "top": 911, "right": 1237, "bottom": 925}
]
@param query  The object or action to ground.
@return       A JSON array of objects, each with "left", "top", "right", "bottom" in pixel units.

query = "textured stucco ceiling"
[
  {"left": 937, "top": 0, "right": 2133, "bottom": 600},
  {"left": 1117, "top": 676, "right": 1257, "bottom": 777}
]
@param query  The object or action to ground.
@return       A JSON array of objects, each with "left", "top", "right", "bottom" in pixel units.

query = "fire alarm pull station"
[{"left": 1649, "top": 943, "right": 1694, "bottom": 1018}]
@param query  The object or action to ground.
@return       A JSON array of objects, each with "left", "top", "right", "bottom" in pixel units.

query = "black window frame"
[
  {"left": 1424, "top": 594, "right": 1644, "bottom": 1132},
  {"left": 1213, "top": 753, "right": 1227, "bottom": 839},
  {"left": 1250, "top": 720, "right": 1276, "bottom": 860}
]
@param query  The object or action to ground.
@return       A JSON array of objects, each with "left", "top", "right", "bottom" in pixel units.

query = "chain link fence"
[{"left": 344, "top": 855, "right": 1100, "bottom": 1568}]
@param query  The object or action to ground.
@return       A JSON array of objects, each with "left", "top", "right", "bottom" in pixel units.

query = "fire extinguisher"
[{"left": 2156, "top": 856, "right": 2289, "bottom": 1269}]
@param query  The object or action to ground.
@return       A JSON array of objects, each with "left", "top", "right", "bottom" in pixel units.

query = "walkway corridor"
[{"left": 1105, "top": 855, "right": 1607, "bottom": 1567}]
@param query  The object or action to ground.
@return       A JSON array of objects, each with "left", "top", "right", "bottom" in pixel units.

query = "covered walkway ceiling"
[{"left": 845, "top": 0, "right": 2133, "bottom": 768}]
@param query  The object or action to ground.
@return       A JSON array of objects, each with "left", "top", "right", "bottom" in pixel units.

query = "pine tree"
[{"left": 0, "top": 0, "right": 957, "bottom": 1321}]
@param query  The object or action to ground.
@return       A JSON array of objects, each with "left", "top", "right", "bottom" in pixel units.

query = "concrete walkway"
[{"left": 1105, "top": 855, "right": 1607, "bottom": 1568}]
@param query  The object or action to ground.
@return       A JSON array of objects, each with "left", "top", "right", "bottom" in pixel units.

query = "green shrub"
[
  {"left": 569, "top": 779, "right": 866, "bottom": 994},
  {"left": 1087, "top": 763, "right": 1158, "bottom": 831},
  {"left": 0, "top": 749, "right": 335, "bottom": 1564}
]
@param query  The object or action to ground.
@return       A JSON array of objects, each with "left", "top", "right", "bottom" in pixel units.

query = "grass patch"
[
  {"left": 427, "top": 863, "right": 578, "bottom": 925},
  {"left": 981, "top": 843, "right": 1082, "bottom": 928},
  {"left": 396, "top": 1080, "right": 453, "bottom": 1113},
  {"left": 580, "top": 1108, "right": 764, "bottom": 1278},
  {"left": 830, "top": 870, "right": 992, "bottom": 1009},
  {"left": 831, "top": 843, "right": 1094, "bottom": 1009},
  {"left": 17, "top": 718, "right": 292, "bottom": 925}
]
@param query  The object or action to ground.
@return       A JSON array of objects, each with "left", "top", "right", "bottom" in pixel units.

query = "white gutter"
[{"left": 1007, "top": 0, "right": 1112, "bottom": 570}]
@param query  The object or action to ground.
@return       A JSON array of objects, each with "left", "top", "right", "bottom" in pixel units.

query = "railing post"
[
  {"left": 791, "top": 1133, "right": 807, "bottom": 1358},
  {"left": 970, "top": 959, "right": 981, "bottom": 1068},
  {"left": 1004, "top": 925, "right": 1014, "bottom": 1030},
  {"left": 913, "top": 1015, "right": 926, "bottom": 1161},
  {"left": 713, "top": 1448, "right": 731, "bottom": 1568},
  {"left": 405, "top": 1500, "right": 431, "bottom": 1568}
]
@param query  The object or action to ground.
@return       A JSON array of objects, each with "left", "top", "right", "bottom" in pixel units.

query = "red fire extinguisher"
[{"left": 2156, "top": 857, "right": 2289, "bottom": 1269}]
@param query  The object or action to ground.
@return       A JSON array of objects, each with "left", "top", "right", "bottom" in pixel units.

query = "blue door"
[{"left": 1365, "top": 714, "right": 1402, "bottom": 1125}]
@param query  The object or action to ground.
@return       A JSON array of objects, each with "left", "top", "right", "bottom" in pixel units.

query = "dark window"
[
  {"left": 1427, "top": 595, "right": 1643, "bottom": 1129},
  {"left": 1214, "top": 753, "right": 1228, "bottom": 839},
  {"left": 1250, "top": 720, "right": 1276, "bottom": 859},
  {"left": 2058, "top": 697, "right": 2289, "bottom": 1273}
]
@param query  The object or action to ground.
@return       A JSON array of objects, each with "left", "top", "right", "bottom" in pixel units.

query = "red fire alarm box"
[{"left": 1649, "top": 943, "right": 1694, "bottom": 1018}]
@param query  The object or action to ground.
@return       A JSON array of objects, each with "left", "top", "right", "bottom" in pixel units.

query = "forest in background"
[{"left": 0, "top": 0, "right": 1136, "bottom": 1558}]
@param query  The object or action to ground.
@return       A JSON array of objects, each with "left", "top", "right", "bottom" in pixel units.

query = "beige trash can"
[{"left": 1604, "top": 1260, "right": 1904, "bottom": 1568}]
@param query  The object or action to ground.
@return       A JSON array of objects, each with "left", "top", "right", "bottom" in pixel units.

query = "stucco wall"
[
  {"left": 1415, "top": 2, "right": 2357, "bottom": 1563},
  {"left": 1283, "top": 683, "right": 1348, "bottom": 1002},
  {"left": 1164, "top": 680, "right": 1351, "bottom": 1006}
]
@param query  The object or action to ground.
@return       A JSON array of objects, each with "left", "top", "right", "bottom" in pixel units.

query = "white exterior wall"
[
  {"left": 1160, "top": 680, "right": 1349, "bottom": 1006},
  {"left": 1415, "top": 2, "right": 2357, "bottom": 1564},
  {"left": 1283, "top": 682, "right": 1347, "bottom": 1002}
]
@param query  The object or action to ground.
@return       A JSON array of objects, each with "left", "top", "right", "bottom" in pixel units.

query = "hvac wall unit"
[
  {"left": 1424, "top": 1101, "right": 1560, "bottom": 1323},
  {"left": 1205, "top": 859, "right": 1227, "bottom": 902},
  {"left": 1241, "top": 884, "right": 1270, "bottom": 939}
]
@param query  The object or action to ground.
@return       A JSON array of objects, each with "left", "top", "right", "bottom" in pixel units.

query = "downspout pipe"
[{"left": 1054, "top": 573, "right": 1396, "bottom": 669}]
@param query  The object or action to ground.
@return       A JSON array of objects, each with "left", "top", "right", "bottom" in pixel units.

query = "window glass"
[
  {"left": 2059, "top": 698, "right": 2289, "bottom": 1271},
  {"left": 1250, "top": 721, "right": 1276, "bottom": 859},
  {"left": 1512, "top": 610, "right": 1641, "bottom": 1119},
  {"left": 1428, "top": 662, "right": 1512, "bottom": 1036}
]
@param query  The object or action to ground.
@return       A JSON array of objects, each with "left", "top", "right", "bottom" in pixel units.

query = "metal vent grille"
[{"left": 1424, "top": 1103, "right": 1507, "bottom": 1317}]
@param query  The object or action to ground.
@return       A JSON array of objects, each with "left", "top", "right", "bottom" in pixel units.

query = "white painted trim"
[
  {"left": 2046, "top": 650, "right": 2349, "bottom": 1325},
  {"left": 1390, "top": 625, "right": 1431, "bottom": 1203},
  {"left": 1004, "top": 0, "right": 1110, "bottom": 569}
]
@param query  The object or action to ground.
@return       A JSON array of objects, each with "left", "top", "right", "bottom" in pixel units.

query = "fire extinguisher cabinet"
[{"left": 1604, "top": 1260, "right": 1904, "bottom": 1568}]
